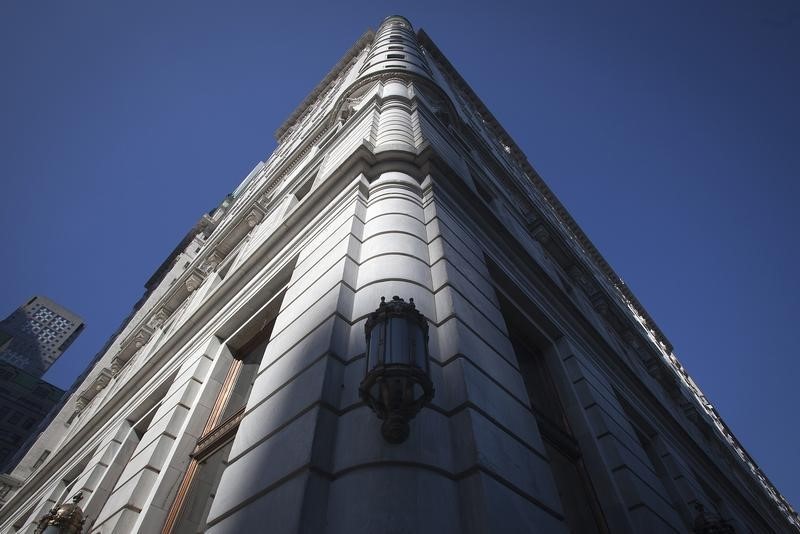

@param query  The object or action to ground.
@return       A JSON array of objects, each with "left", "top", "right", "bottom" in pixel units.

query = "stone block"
[
  {"left": 259, "top": 314, "right": 339, "bottom": 379},
  {"left": 445, "top": 358, "right": 543, "bottom": 450},
  {"left": 459, "top": 408, "right": 561, "bottom": 512},
  {"left": 362, "top": 213, "right": 426, "bottom": 242},
  {"left": 268, "top": 292, "right": 346, "bottom": 369},
  {"left": 458, "top": 471, "right": 568, "bottom": 534},
  {"left": 356, "top": 253, "right": 433, "bottom": 290},
  {"left": 94, "top": 468, "right": 158, "bottom": 526},
  {"left": 268, "top": 286, "right": 351, "bottom": 360},
  {"left": 431, "top": 318, "right": 524, "bottom": 403},
  {"left": 119, "top": 435, "right": 175, "bottom": 482},
  {"left": 145, "top": 404, "right": 190, "bottom": 445},
  {"left": 230, "top": 356, "right": 341, "bottom": 460},
  {"left": 360, "top": 231, "right": 429, "bottom": 263},
  {"left": 281, "top": 261, "right": 357, "bottom": 328},
  {"left": 332, "top": 406, "right": 455, "bottom": 473},
  {"left": 287, "top": 242, "right": 359, "bottom": 304},
  {"left": 206, "top": 470, "right": 308, "bottom": 534},
  {"left": 435, "top": 286, "right": 511, "bottom": 360},
  {"left": 206, "top": 407, "right": 320, "bottom": 521},
  {"left": 325, "top": 466, "right": 462, "bottom": 534}
]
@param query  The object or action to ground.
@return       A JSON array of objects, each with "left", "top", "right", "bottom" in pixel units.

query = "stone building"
[{"left": 0, "top": 15, "right": 797, "bottom": 534}]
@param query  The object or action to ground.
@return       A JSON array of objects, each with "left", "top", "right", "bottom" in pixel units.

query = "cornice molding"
[{"left": 275, "top": 30, "right": 375, "bottom": 141}]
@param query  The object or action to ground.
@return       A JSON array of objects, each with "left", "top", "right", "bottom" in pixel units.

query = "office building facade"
[
  {"left": 0, "top": 16, "right": 796, "bottom": 533},
  {"left": 0, "top": 296, "right": 84, "bottom": 378}
]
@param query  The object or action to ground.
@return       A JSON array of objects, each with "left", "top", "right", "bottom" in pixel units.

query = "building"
[
  {"left": 0, "top": 296, "right": 81, "bottom": 478},
  {"left": 0, "top": 15, "right": 797, "bottom": 533},
  {"left": 0, "top": 296, "right": 84, "bottom": 378},
  {"left": 0, "top": 364, "right": 64, "bottom": 478}
]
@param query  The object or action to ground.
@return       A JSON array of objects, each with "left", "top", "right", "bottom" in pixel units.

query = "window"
[
  {"left": 490, "top": 259, "right": 608, "bottom": 533},
  {"left": 165, "top": 318, "right": 276, "bottom": 534},
  {"left": 32, "top": 449, "right": 50, "bottom": 469},
  {"left": 506, "top": 325, "right": 607, "bottom": 533},
  {"left": 293, "top": 174, "right": 314, "bottom": 202},
  {"left": 617, "top": 393, "right": 693, "bottom": 528}
]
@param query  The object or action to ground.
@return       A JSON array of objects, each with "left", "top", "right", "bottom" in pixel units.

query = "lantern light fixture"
[{"left": 359, "top": 296, "right": 435, "bottom": 443}]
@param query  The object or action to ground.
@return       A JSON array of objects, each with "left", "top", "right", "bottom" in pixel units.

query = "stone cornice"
[
  {"left": 275, "top": 30, "right": 375, "bottom": 142},
  {"left": 417, "top": 28, "right": 674, "bottom": 351}
]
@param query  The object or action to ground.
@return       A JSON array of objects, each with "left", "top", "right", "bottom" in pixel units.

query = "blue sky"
[{"left": 2, "top": 0, "right": 798, "bottom": 511}]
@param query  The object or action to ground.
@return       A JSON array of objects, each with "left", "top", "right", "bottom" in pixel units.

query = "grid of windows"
[{"left": 0, "top": 297, "right": 83, "bottom": 374}]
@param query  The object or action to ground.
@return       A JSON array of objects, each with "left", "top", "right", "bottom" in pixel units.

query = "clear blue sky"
[{"left": 2, "top": 0, "right": 798, "bottom": 510}]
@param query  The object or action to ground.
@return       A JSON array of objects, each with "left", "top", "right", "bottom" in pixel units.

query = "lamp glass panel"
[
  {"left": 387, "top": 316, "right": 409, "bottom": 365},
  {"left": 367, "top": 321, "right": 385, "bottom": 370},
  {"left": 412, "top": 326, "right": 426, "bottom": 369}
]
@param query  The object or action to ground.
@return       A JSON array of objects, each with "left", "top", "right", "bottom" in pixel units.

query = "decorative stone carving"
[
  {"left": 591, "top": 296, "right": 610, "bottom": 316},
  {"left": 147, "top": 308, "right": 170, "bottom": 330},
  {"left": 185, "top": 271, "right": 205, "bottom": 293},
  {"left": 93, "top": 369, "right": 112, "bottom": 391},
  {"left": 531, "top": 224, "right": 550, "bottom": 244},
  {"left": 110, "top": 357, "right": 124, "bottom": 376},
  {"left": 133, "top": 328, "right": 152, "bottom": 349},
  {"left": 681, "top": 400, "right": 701, "bottom": 424},
  {"left": 75, "top": 368, "right": 113, "bottom": 412},
  {"left": 199, "top": 250, "right": 225, "bottom": 274},
  {"left": 245, "top": 208, "right": 264, "bottom": 229},
  {"left": 256, "top": 192, "right": 271, "bottom": 208},
  {"left": 622, "top": 330, "right": 641, "bottom": 350}
]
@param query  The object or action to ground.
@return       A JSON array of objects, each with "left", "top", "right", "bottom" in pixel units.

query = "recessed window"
[
  {"left": 387, "top": 54, "right": 405, "bottom": 60},
  {"left": 294, "top": 174, "right": 315, "bottom": 202}
]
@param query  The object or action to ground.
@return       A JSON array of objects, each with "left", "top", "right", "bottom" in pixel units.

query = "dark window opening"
[
  {"left": 294, "top": 175, "right": 314, "bottom": 202},
  {"left": 493, "top": 280, "right": 608, "bottom": 534},
  {"left": 168, "top": 314, "right": 279, "bottom": 534},
  {"left": 473, "top": 179, "right": 494, "bottom": 204}
]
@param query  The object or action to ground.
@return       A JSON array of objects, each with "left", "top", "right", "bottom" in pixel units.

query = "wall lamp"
[{"left": 360, "top": 296, "right": 435, "bottom": 443}]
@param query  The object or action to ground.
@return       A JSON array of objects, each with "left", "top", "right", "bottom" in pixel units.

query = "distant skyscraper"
[
  {"left": 0, "top": 296, "right": 84, "bottom": 377},
  {"left": 0, "top": 364, "right": 63, "bottom": 477},
  {"left": 0, "top": 15, "right": 797, "bottom": 533}
]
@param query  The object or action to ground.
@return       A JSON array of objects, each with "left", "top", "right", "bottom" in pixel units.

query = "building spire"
[{"left": 357, "top": 15, "right": 433, "bottom": 82}]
